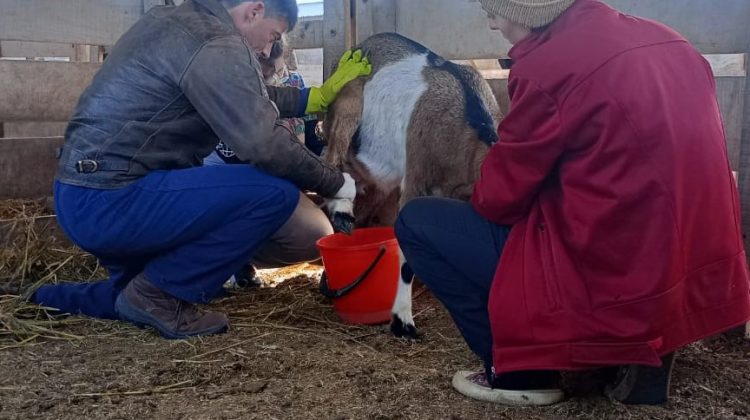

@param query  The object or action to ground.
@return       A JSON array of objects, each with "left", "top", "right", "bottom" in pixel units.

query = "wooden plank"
[
  {"left": 392, "top": 0, "right": 750, "bottom": 60},
  {"left": 322, "top": 0, "right": 352, "bottom": 79},
  {"left": 486, "top": 78, "right": 510, "bottom": 117},
  {"left": 705, "top": 54, "right": 747, "bottom": 78},
  {"left": 471, "top": 54, "right": 742, "bottom": 79},
  {"left": 0, "top": 42, "right": 3, "bottom": 138},
  {"left": 0, "top": 0, "right": 162, "bottom": 46},
  {"left": 0, "top": 42, "right": 85, "bottom": 137},
  {"left": 354, "top": 0, "right": 396, "bottom": 44},
  {"left": 0, "top": 137, "right": 63, "bottom": 199},
  {"left": 74, "top": 44, "right": 93, "bottom": 63},
  {"left": 0, "top": 41, "right": 76, "bottom": 59},
  {"left": 287, "top": 17, "right": 324, "bottom": 50},
  {"left": 734, "top": 171, "right": 750, "bottom": 339},
  {"left": 2, "top": 1, "right": 745, "bottom": 57},
  {"left": 0, "top": 61, "right": 101, "bottom": 122},
  {"left": 2, "top": 122, "right": 67, "bottom": 138},
  {"left": 606, "top": 0, "right": 750, "bottom": 55},
  {"left": 741, "top": 46, "right": 750, "bottom": 307},
  {"left": 395, "top": 0, "right": 511, "bottom": 60},
  {"left": 716, "top": 77, "right": 746, "bottom": 171}
]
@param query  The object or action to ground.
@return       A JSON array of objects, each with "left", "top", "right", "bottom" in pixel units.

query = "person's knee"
[
  {"left": 395, "top": 197, "right": 436, "bottom": 246},
  {"left": 293, "top": 225, "right": 330, "bottom": 262},
  {"left": 283, "top": 196, "right": 332, "bottom": 261},
  {"left": 253, "top": 194, "right": 332, "bottom": 267},
  {"left": 302, "top": 214, "right": 334, "bottom": 247}
]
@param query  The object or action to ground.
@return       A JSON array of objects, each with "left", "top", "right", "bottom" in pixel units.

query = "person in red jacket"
[{"left": 395, "top": 0, "right": 750, "bottom": 407}]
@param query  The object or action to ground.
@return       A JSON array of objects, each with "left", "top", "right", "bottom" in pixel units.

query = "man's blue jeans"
[{"left": 32, "top": 165, "right": 299, "bottom": 319}]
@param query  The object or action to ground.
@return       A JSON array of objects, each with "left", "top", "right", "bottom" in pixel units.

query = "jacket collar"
[
  {"left": 193, "top": 0, "right": 235, "bottom": 26},
  {"left": 508, "top": 0, "right": 609, "bottom": 61}
]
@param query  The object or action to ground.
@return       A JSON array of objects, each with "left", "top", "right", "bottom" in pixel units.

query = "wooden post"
[
  {"left": 0, "top": 137, "right": 64, "bottom": 199},
  {"left": 97, "top": 46, "right": 107, "bottom": 62},
  {"left": 0, "top": 61, "right": 102, "bottom": 122},
  {"left": 0, "top": 0, "right": 152, "bottom": 46},
  {"left": 323, "top": 0, "right": 353, "bottom": 79},
  {"left": 287, "top": 17, "right": 325, "bottom": 50},
  {"left": 742, "top": 44, "right": 750, "bottom": 339},
  {"left": 74, "top": 44, "right": 92, "bottom": 62},
  {"left": 708, "top": 54, "right": 747, "bottom": 170},
  {"left": 0, "top": 41, "right": 3, "bottom": 138},
  {"left": 355, "top": 0, "right": 397, "bottom": 42}
]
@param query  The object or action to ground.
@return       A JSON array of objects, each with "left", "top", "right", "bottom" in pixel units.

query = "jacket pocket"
[{"left": 538, "top": 222, "right": 561, "bottom": 311}]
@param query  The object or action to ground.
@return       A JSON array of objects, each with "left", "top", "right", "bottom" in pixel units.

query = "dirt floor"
[{"left": 1, "top": 200, "right": 749, "bottom": 420}]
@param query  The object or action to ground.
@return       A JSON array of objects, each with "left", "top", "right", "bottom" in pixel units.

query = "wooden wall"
[{"left": 1, "top": 0, "right": 748, "bottom": 264}]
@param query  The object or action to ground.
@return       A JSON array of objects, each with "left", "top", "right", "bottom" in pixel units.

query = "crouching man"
[{"left": 30, "top": 0, "right": 370, "bottom": 339}]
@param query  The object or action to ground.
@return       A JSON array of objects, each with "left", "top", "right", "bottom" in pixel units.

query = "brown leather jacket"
[{"left": 56, "top": 0, "right": 343, "bottom": 197}]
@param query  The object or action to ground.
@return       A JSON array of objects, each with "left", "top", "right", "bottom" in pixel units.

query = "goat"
[{"left": 322, "top": 33, "right": 502, "bottom": 338}]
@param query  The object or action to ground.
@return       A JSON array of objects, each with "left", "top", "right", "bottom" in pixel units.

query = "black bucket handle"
[{"left": 319, "top": 246, "right": 387, "bottom": 299}]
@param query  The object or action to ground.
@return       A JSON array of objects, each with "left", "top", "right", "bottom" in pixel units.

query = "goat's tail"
[{"left": 426, "top": 53, "right": 499, "bottom": 146}]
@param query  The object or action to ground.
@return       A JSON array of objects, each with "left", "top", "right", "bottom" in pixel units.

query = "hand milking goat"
[{"left": 321, "top": 33, "right": 502, "bottom": 338}]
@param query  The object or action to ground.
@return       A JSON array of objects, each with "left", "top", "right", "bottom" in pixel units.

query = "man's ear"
[{"left": 247, "top": 1, "right": 266, "bottom": 22}]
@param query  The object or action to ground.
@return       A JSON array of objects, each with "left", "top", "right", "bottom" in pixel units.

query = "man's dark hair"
[
  {"left": 258, "top": 39, "right": 285, "bottom": 64},
  {"left": 220, "top": 0, "right": 298, "bottom": 30},
  {"left": 269, "top": 39, "right": 285, "bottom": 60}
]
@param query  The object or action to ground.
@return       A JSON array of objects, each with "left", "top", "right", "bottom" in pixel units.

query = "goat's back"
[
  {"left": 356, "top": 33, "right": 431, "bottom": 73},
  {"left": 323, "top": 33, "right": 502, "bottom": 225}
]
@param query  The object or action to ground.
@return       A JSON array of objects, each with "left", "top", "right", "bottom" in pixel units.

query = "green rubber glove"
[{"left": 306, "top": 49, "right": 372, "bottom": 114}]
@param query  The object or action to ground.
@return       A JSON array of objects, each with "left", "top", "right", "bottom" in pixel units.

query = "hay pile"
[
  {"left": 0, "top": 199, "right": 103, "bottom": 286},
  {"left": 0, "top": 199, "right": 105, "bottom": 344},
  {"left": 0, "top": 198, "right": 334, "bottom": 346}
]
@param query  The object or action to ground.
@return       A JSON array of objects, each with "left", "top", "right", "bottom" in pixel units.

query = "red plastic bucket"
[{"left": 316, "top": 227, "right": 399, "bottom": 324}]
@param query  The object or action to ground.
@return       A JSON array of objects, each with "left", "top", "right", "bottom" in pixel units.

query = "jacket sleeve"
[
  {"left": 179, "top": 37, "right": 343, "bottom": 197},
  {"left": 470, "top": 77, "right": 564, "bottom": 225},
  {"left": 266, "top": 86, "right": 310, "bottom": 118}
]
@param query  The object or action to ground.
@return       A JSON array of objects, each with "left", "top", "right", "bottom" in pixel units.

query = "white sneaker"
[{"left": 451, "top": 371, "right": 564, "bottom": 406}]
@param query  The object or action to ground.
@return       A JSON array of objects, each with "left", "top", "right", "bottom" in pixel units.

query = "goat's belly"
[{"left": 357, "top": 54, "right": 429, "bottom": 188}]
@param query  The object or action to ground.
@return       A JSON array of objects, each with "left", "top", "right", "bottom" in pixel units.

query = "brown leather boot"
[{"left": 115, "top": 273, "right": 228, "bottom": 339}]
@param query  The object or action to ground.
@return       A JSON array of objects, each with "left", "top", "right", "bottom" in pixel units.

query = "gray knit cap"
[{"left": 479, "top": 0, "right": 576, "bottom": 28}]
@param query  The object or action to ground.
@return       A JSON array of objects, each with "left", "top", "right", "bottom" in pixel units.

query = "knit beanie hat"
[{"left": 479, "top": 0, "right": 577, "bottom": 28}]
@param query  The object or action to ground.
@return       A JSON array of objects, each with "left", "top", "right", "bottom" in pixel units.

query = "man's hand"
[
  {"left": 326, "top": 173, "right": 357, "bottom": 235},
  {"left": 306, "top": 50, "right": 372, "bottom": 114}
]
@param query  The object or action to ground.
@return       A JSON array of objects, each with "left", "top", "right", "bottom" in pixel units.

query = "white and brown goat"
[{"left": 323, "top": 33, "right": 502, "bottom": 338}]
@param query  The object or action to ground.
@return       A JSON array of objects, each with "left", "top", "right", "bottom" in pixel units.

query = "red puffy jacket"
[{"left": 471, "top": 0, "right": 750, "bottom": 373}]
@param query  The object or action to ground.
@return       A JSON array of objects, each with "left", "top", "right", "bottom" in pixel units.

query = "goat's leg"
[
  {"left": 390, "top": 247, "right": 419, "bottom": 338},
  {"left": 388, "top": 171, "right": 426, "bottom": 339}
]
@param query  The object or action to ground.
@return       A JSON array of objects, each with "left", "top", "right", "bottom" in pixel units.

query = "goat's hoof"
[
  {"left": 332, "top": 212, "right": 356, "bottom": 235},
  {"left": 390, "top": 316, "right": 420, "bottom": 339}
]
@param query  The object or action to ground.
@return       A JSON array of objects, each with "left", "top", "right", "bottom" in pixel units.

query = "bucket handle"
[{"left": 319, "top": 246, "right": 387, "bottom": 299}]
